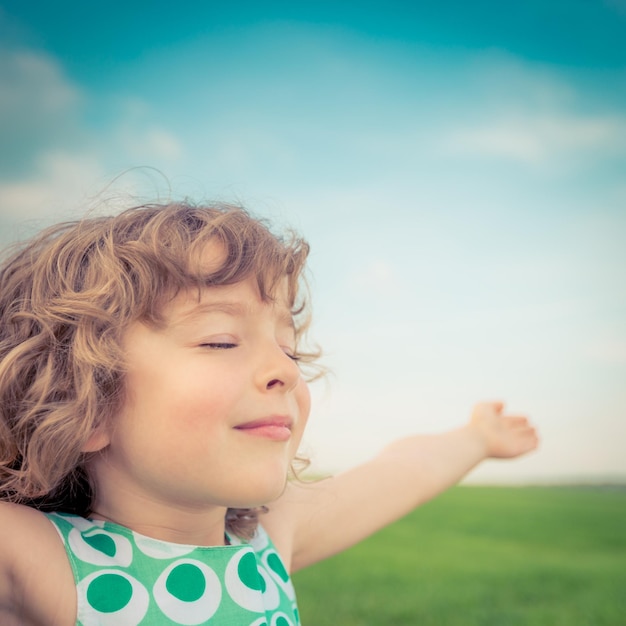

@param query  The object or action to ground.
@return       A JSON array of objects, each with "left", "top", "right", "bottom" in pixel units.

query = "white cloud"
[
  {"left": 440, "top": 114, "right": 626, "bottom": 164},
  {"left": 116, "top": 126, "right": 184, "bottom": 161},
  {"left": 0, "top": 47, "right": 104, "bottom": 222},
  {"left": 604, "top": 0, "right": 626, "bottom": 16},
  {"left": 0, "top": 45, "right": 186, "bottom": 221},
  {"left": 145, "top": 129, "right": 184, "bottom": 160},
  {"left": 0, "top": 48, "right": 79, "bottom": 112},
  {"left": 0, "top": 150, "right": 105, "bottom": 221},
  {"left": 110, "top": 97, "right": 185, "bottom": 162},
  {"left": 351, "top": 259, "right": 399, "bottom": 293},
  {"left": 427, "top": 52, "right": 626, "bottom": 168},
  {"left": 0, "top": 48, "right": 84, "bottom": 176}
]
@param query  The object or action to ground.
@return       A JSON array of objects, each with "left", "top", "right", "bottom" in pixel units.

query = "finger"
[
  {"left": 493, "top": 401, "right": 505, "bottom": 414},
  {"left": 518, "top": 426, "right": 540, "bottom": 449},
  {"left": 503, "top": 416, "right": 531, "bottom": 428},
  {"left": 473, "top": 401, "right": 505, "bottom": 417}
]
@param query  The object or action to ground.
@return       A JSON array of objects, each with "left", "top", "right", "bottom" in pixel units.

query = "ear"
[{"left": 82, "top": 429, "right": 111, "bottom": 453}]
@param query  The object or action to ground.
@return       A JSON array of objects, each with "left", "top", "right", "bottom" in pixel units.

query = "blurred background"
[{"left": 1, "top": 0, "right": 625, "bottom": 483}]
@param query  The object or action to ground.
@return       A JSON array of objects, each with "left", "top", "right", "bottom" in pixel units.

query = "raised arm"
[{"left": 266, "top": 402, "right": 538, "bottom": 572}]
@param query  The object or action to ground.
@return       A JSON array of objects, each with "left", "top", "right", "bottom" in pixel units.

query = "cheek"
[
  {"left": 156, "top": 364, "right": 235, "bottom": 420},
  {"left": 296, "top": 380, "right": 311, "bottom": 432}
]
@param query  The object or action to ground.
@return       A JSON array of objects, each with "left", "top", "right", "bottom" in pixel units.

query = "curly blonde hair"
[{"left": 0, "top": 201, "right": 314, "bottom": 539}]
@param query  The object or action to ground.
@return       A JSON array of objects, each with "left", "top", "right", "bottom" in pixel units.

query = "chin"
[{"left": 229, "top": 473, "right": 289, "bottom": 509}]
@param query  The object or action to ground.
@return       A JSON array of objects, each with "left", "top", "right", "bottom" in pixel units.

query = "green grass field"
[{"left": 292, "top": 486, "right": 626, "bottom": 625}]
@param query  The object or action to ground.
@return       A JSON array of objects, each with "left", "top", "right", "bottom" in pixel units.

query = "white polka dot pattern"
[{"left": 46, "top": 512, "right": 300, "bottom": 625}]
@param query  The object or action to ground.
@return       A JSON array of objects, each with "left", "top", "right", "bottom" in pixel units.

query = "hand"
[{"left": 469, "top": 402, "right": 539, "bottom": 459}]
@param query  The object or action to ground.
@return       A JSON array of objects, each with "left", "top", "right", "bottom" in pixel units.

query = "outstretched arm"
[{"left": 266, "top": 402, "right": 538, "bottom": 572}]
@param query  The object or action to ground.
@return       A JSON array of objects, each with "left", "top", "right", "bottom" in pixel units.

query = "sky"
[{"left": 1, "top": 0, "right": 625, "bottom": 483}]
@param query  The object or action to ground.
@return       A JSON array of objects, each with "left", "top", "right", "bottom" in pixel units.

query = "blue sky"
[{"left": 1, "top": 1, "right": 625, "bottom": 481}]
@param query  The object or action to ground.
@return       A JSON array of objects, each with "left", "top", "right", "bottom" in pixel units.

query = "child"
[{"left": 0, "top": 201, "right": 538, "bottom": 626}]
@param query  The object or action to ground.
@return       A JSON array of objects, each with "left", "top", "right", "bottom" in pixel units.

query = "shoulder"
[
  {"left": 0, "top": 502, "right": 54, "bottom": 590},
  {"left": 0, "top": 501, "right": 62, "bottom": 559},
  {"left": 0, "top": 503, "right": 76, "bottom": 625},
  {"left": 0, "top": 499, "right": 58, "bottom": 536}
]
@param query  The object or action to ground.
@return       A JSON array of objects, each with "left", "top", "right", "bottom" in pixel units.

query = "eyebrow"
[{"left": 176, "top": 300, "right": 295, "bottom": 331}]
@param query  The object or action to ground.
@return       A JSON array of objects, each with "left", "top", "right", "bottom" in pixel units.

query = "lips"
[{"left": 234, "top": 416, "right": 293, "bottom": 441}]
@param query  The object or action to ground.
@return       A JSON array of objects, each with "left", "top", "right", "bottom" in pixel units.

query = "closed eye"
[{"left": 201, "top": 342, "right": 238, "bottom": 350}]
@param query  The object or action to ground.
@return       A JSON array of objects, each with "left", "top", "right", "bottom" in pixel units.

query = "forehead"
[{"left": 163, "top": 277, "right": 294, "bottom": 328}]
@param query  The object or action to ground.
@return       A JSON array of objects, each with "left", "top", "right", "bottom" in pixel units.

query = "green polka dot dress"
[{"left": 45, "top": 512, "right": 300, "bottom": 625}]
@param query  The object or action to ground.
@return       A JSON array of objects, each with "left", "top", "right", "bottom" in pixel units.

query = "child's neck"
[{"left": 90, "top": 489, "right": 229, "bottom": 547}]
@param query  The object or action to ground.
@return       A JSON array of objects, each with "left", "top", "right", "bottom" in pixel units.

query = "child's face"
[{"left": 91, "top": 273, "right": 311, "bottom": 511}]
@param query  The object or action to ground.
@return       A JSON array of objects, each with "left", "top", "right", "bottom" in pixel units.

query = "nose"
[
  {"left": 256, "top": 345, "right": 301, "bottom": 393},
  {"left": 266, "top": 378, "right": 283, "bottom": 390}
]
